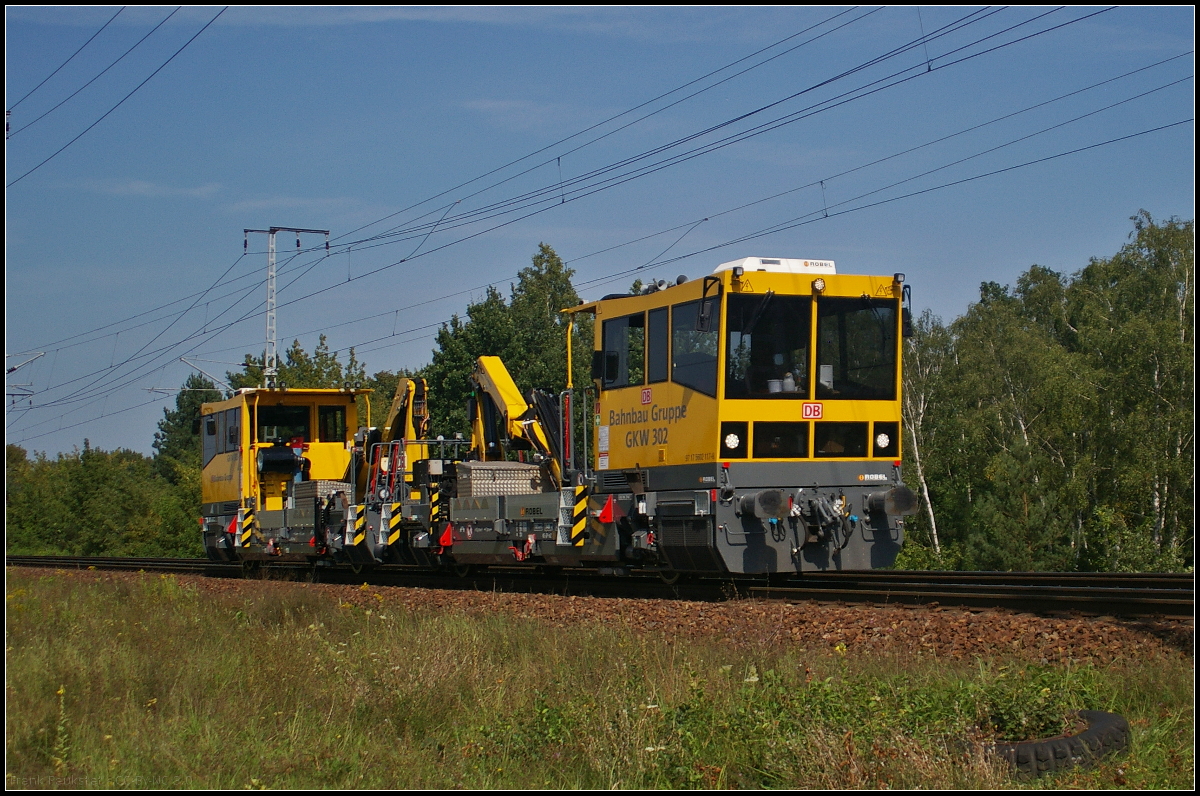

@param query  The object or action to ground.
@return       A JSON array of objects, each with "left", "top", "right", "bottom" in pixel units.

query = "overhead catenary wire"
[
  {"left": 10, "top": 249, "right": 304, "bottom": 409},
  {"left": 12, "top": 112, "right": 1188, "bottom": 442},
  {"left": 28, "top": 251, "right": 294, "bottom": 411},
  {"left": 6, "top": 6, "right": 125, "bottom": 112},
  {"left": 340, "top": 6, "right": 1004, "bottom": 252},
  {"left": 589, "top": 118, "right": 1197, "bottom": 285},
  {"left": 355, "top": 5, "right": 893, "bottom": 240},
  {"left": 330, "top": 6, "right": 871, "bottom": 246},
  {"left": 309, "top": 6, "right": 1089, "bottom": 258},
  {"left": 268, "top": 8, "right": 1071, "bottom": 297},
  {"left": 21, "top": 42, "right": 1187, "bottom": 402},
  {"left": 565, "top": 50, "right": 1193, "bottom": 266},
  {"left": 320, "top": 117, "right": 1198, "bottom": 356},
  {"left": 37, "top": 252, "right": 250, "bottom": 411},
  {"left": 7, "top": 6, "right": 228, "bottom": 188},
  {"left": 0, "top": 3, "right": 964, "bottom": 369},
  {"left": 9, "top": 5, "right": 1069, "bottom": 349},
  {"left": 5, "top": 281, "right": 263, "bottom": 421},
  {"left": 262, "top": 6, "right": 1120, "bottom": 321},
  {"left": 14, "top": 251, "right": 279, "bottom": 413},
  {"left": 7, "top": 7, "right": 180, "bottom": 139}
]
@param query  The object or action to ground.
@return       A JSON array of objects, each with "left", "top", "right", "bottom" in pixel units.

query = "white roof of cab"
[{"left": 714, "top": 257, "right": 836, "bottom": 274}]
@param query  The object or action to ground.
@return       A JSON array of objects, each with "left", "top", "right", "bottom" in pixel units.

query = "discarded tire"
[{"left": 993, "top": 710, "right": 1129, "bottom": 778}]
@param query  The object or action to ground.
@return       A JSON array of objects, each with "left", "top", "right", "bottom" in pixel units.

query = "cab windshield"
[
  {"left": 725, "top": 293, "right": 810, "bottom": 399},
  {"left": 254, "top": 405, "right": 310, "bottom": 443},
  {"left": 816, "top": 297, "right": 897, "bottom": 400}
]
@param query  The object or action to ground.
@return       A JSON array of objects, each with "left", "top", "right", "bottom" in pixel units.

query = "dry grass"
[{"left": 5, "top": 569, "right": 1193, "bottom": 789}]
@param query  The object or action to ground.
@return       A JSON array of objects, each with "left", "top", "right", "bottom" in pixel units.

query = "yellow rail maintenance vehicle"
[
  {"left": 570, "top": 256, "right": 918, "bottom": 575},
  {"left": 199, "top": 386, "right": 376, "bottom": 562},
  {"left": 201, "top": 256, "right": 917, "bottom": 577}
]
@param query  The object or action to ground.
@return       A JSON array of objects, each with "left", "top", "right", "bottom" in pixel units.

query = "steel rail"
[
  {"left": 6, "top": 556, "right": 1193, "bottom": 618},
  {"left": 746, "top": 584, "right": 1193, "bottom": 618}
]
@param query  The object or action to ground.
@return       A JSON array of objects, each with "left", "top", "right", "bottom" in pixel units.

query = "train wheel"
[
  {"left": 349, "top": 562, "right": 364, "bottom": 575},
  {"left": 453, "top": 563, "right": 474, "bottom": 578},
  {"left": 659, "top": 569, "right": 682, "bottom": 585}
]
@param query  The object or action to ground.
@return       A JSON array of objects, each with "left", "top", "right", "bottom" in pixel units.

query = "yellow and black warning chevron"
[
  {"left": 430, "top": 485, "right": 442, "bottom": 522},
  {"left": 388, "top": 502, "right": 403, "bottom": 545},
  {"left": 240, "top": 508, "right": 255, "bottom": 547},
  {"left": 353, "top": 505, "right": 367, "bottom": 546},
  {"left": 570, "top": 485, "right": 588, "bottom": 546}
]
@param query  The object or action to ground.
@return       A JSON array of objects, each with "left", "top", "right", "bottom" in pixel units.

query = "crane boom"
[{"left": 468, "top": 356, "right": 562, "bottom": 488}]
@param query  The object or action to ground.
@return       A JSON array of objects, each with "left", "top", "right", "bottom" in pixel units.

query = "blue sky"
[{"left": 5, "top": 6, "right": 1194, "bottom": 456}]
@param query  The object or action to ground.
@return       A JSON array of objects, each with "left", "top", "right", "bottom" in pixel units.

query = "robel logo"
[
  {"left": 802, "top": 402, "right": 823, "bottom": 419},
  {"left": 641, "top": 388, "right": 652, "bottom": 405}
]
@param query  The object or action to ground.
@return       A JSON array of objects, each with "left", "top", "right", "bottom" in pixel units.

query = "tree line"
[
  {"left": 6, "top": 221, "right": 1193, "bottom": 570},
  {"left": 900, "top": 212, "right": 1193, "bottom": 571}
]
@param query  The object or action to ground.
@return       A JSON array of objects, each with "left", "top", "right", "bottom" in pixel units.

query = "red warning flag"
[{"left": 597, "top": 494, "right": 615, "bottom": 524}]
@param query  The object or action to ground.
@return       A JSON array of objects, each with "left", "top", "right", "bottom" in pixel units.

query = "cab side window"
[
  {"left": 671, "top": 300, "right": 719, "bottom": 397},
  {"left": 202, "top": 414, "right": 218, "bottom": 465},
  {"left": 601, "top": 313, "right": 645, "bottom": 389},
  {"left": 319, "top": 405, "right": 347, "bottom": 442},
  {"left": 647, "top": 307, "right": 669, "bottom": 384},
  {"left": 224, "top": 408, "right": 239, "bottom": 452}
]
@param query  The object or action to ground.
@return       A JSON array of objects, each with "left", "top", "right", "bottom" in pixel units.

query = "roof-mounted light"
[{"left": 812, "top": 277, "right": 826, "bottom": 293}]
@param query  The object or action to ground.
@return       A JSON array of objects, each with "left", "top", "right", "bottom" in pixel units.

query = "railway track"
[{"left": 6, "top": 555, "right": 1193, "bottom": 618}]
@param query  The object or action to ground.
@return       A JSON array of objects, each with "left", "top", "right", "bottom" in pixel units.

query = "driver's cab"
[
  {"left": 585, "top": 257, "right": 908, "bottom": 470},
  {"left": 201, "top": 387, "right": 366, "bottom": 516}
]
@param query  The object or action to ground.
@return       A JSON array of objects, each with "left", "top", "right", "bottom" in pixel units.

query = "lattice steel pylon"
[{"left": 244, "top": 227, "right": 329, "bottom": 387}]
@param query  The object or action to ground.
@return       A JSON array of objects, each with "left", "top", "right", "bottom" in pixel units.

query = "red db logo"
[
  {"left": 641, "top": 388, "right": 652, "bottom": 405},
  {"left": 802, "top": 402, "right": 823, "bottom": 419}
]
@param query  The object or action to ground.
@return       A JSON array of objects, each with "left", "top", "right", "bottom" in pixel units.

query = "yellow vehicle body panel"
[
  {"left": 204, "top": 451, "right": 242, "bottom": 504},
  {"left": 597, "top": 379, "right": 718, "bottom": 469}
]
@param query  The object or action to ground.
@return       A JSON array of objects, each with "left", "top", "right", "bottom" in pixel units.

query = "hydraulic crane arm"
[
  {"left": 468, "top": 356, "right": 562, "bottom": 488},
  {"left": 360, "top": 377, "right": 431, "bottom": 502},
  {"left": 380, "top": 377, "right": 430, "bottom": 444}
]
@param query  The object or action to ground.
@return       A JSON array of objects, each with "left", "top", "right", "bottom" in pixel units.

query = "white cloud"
[
  {"left": 5, "top": 6, "right": 786, "bottom": 45},
  {"left": 457, "top": 98, "right": 590, "bottom": 132},
  {"left": 82, "top": 179, "right": 222, "bottom": 198},
  {"left": 225, "top": 195, "right": 358, "bottom": 214}
]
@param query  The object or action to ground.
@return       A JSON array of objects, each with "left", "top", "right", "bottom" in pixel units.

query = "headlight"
[
  {"left": 875, "top": 432, "right": 891, "bottom": 449},
  {"left": 724, "top": 433, "right": 740, "bottom": 450}
]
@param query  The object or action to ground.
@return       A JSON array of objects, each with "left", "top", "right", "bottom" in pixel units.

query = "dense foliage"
[
  {"left": 899, "top": 212, "right": 1193, "bottom": 571},
  {"left": 6, "top": 228, "right": 1192, "bottom": 570},
  {"left": 5, "top": 373, "right": 218, "bottom": 557},
  {"left": 421, "top": 243, "right": 592, "bottom": 437}
]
